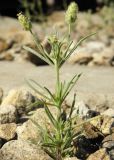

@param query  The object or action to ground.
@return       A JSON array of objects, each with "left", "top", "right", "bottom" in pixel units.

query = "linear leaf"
[
  {"left": 44, "top": 105, "right": 57, "bottom": 127},
  {"left": 65, "top": 33, "right": 96, "bottom": 60},
  {"left": 23, "top": 46, "right": 52, "bottom": 65},
  {"left": 26, "top": 79, "right": 50, "bottom": 100}
]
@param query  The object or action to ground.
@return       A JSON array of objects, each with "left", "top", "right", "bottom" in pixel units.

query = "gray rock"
[
  {"left": 0, "top": 123, "right": 17, "bottom": 141},
  {"left": 0, "top": 105, "right": 17, "bottom": 124},
  {"left": 1, "top": 88, "right": 38, "bottom": 115},
  {"left": 0, "top": 140, "right": 52, "bottom": 160}
]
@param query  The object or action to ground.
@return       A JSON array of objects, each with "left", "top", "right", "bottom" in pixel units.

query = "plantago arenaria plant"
[{"left": 18, "top": 2, "right": 95, "bottom": 159}]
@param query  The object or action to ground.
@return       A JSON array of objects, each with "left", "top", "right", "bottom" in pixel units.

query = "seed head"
[
  {"left": 65, "top": 2, "right": 78, "bottom": 24},
  {"left": 17, "top": 13, "right": 32, "bottom": 31},
  {"left": 48, "top": 35, "right": 58, "bottom": 44}
]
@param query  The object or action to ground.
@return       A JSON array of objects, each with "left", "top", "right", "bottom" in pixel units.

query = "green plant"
[{"left": 18, "top": 2, "right": 95, "bottom": 159}]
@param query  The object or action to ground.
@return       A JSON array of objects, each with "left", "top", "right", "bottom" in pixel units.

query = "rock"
[
  {"left": 64, "top": 158, "right": 79, "bottom": 160},
  {"left": 102, "top": 133, "right": 114, "bottom": 149},
  {"left": 0, "top": 140, "right": 52, "bottom": 160},
  {"left": 89, "top": 53, "right": 108, "bottom": 66},
  {"left": 17, "top": 107, "right": 58, "bottom": 143},
  {"left": 0, "top": 123, "right": 17, "bottom": 141},
  {"left": 83, "top": 122, "right": 103, "bottom": 139},
  {"left": 85, "top": 41, "right": 105, "bottom": 53},
  {"left": 102, "top": 108, "right": 114, "bottom": 117},
  {"left": 75, "top": 92, "right": 113, "bottom": 112},
  {"left": 87, "top": 148, "right": 110, "bottom": 160},
  {"left": 0, "top": 39, "right": 8, "bottom": 53},
  {"left": 68, "top": 52, "right": 92, "bottom": 65},
  {"left": 72, "top": 101, "right": 99, "bottom": 119},
  {"left": 0, "top": 52, "right": 14, "bottom": 61},
  {"left": 74, "top": 135, "right": 103, "bottom": 159},
  {"left": 32, "top": 107, "right": 57, "bottom": 128},
  {"left": 0, "top": 88, "right": 3, "bottom": 104},
  {"left": 0, "top": 105, "right": 17, "bottom": 124},
  {"left": 110, "top": 56, "right": 114, "bottom": 66},
  {"left": 0, "top": 139, "right": 3, "bottom": 148},
  {"left": 90, "top": 115, "right": 114, "bottom": 135},
  {"left": 72, "top": 101, "right": 89, "bottom": 118},
  {"left": 1, "top": 88, "right": 38, "bottom": 115},
  {"left": 16, "top": 120, "right": 40, "bottom": 143}
]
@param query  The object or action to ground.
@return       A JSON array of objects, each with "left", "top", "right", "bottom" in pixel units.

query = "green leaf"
[
  {"left": 44, "top": 105, "right": 57, "bottom": 127},
  {"left": 26, "top": 79, "right": 50, "bottom": 100},
  {"left": 65, "top": 33, "right": 96, "bottom": 60},
  {"left": 69, "top": 93, "right": 76, "bottom": 118},
  {"left": 23, "top": 46, "right": 53, "bottom": 66},
  {"left": 31, "top": 118, "right": 45, "bottom": 135},
  {"left": 62, "top": 73, "right": 81, "bottom": 101},
  {"left": 44, "top": 87, "right": 55, "bottom": 101},
  {"left": 42, "top": 142, "right": 57, "bottom": 147}
]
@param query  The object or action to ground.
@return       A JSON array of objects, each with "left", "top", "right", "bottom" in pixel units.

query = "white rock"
[{"left": 72, "top": 101, "right": 89, "bottom": 118}]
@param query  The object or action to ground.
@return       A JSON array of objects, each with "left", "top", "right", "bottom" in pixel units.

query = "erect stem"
[{"left": 56, "top": 147, "right": 62, "bottom": 160}]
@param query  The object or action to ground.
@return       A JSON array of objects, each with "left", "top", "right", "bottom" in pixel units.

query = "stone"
[
  {"left": 102, "top": 108, "right": 114, "bottom": 117},
  {"left": 68, "top": 52, "right": 92, "bottom": 65},
  {"left": 72, "top": 101, "right": 89, "bottom": 118},
  {"left": 0, "top": 88, "right": 3, "bottom": 104},
  {"left": 85, "top": 41, "right": 105, "bottom": 53},
  {"left": 64, "top": 158, "right": 79, "bottom": 160},
  {"left": 102, "top": 133, "right": 114, "bottom": 149},
  {"left": 75, "top": 92, "right": 113, "bottom": 112},
  {"left": 72, "top": 101, "right": 99, "bottom": 119},
  {"left": 17, "top": 107, "right": 58, "bottom": 143},
  {"left": 0, "top": 52, "right": 14, "bottom": 61},
  {"left": 1, "top": 88, "right": 38, "bottom": 115},
  {"left": 0, "top": 39, "right": 8, "bottom": 53},
  {"left": 74, "top": 135, "right": 103, "bottom": 159},
  {"left": 31, "top": 107, "right": 57, "bottom": 128},
  {"left": 16, "top": 120, "right": 40, "bottom": 143},
  {"left": 90, "top": 115, "right": 114, "bottom": 135},
  {"left": 87, "top": 148, "right": 110, "bottom": 160},
  {"left": 90, "top": 53, "right": 108, "bottom": 66},
  {"left": 0, "top": 123, "right": 17, "bottom": 141},
  {"left": 0, "top": 140, "right": 52, "bottom": 160},
  {"left": 0, "top": 105, "right": 17, "bottom": 124},
  {"left": 0, "top": 139, "right": 3, "bottom": 148}
]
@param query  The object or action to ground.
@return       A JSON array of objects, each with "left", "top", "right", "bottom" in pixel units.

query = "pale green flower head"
[
  {"left": 17, "top": 13, "right": 32, "bottom": 31},
  {"left": 48, "top": 35, "right": 58, "bottom": 44},
  {"left": 65, "top": 2, "right": 78, "bottom": 24}
]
